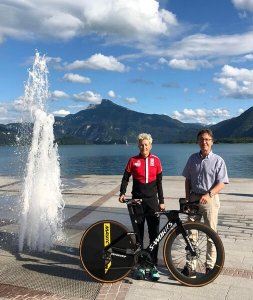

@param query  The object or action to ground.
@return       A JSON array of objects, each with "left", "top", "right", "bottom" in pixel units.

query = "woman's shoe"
[
  {"left": 150, "top": 266, "right": 160, "bottom": 281},
  {"left": 135, "top": 267, "right": 145, "bottom": 280}
]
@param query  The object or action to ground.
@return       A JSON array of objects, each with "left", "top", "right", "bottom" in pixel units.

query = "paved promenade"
[{"left": 0, "top": 175, "right": 252, "bottom": 299}]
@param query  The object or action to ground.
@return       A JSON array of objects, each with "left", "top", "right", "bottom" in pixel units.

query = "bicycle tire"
[
  {"left": 80, "top": 220, "right": 136, "bottom": 283},
  {"left": 163, "top": 222, "right": 225, "bottom": 287}
]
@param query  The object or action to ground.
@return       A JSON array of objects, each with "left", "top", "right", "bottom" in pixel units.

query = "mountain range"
[{"left": 1, "top": 99, "right": 253, "bottom": 145}]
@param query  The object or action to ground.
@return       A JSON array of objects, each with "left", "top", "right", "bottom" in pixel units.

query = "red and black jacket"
[{"left": 120, "top": 153, "right": 164, "bottom": 204}]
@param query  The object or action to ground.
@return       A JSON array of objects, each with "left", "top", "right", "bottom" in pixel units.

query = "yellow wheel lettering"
[{"left": 104, "top": 223, "right": 112, "bottom": 274}]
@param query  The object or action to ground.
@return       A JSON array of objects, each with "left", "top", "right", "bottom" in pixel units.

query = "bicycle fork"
[{"left": 177, "top": 220, "right": 197, "bottom": 256}]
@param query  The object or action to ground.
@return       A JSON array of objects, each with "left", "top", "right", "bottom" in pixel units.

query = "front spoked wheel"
[
  {"left": 80, "top": 220, "right": 136, "bottom": 283},
  {"left": 163, "top": 222, "right": 225, "bottom": 287}
]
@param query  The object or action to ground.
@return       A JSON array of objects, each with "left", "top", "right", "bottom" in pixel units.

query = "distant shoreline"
[{"left": 1, "top": 140, "right": 253, "bottom": 146}]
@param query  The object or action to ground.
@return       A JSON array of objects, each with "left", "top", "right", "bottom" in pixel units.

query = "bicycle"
[{"left": 79, "top": 198, "right": 225, "bottom": 287}]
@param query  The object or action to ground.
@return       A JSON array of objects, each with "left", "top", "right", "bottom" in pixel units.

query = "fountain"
[{"left": 18, "top": 52, "right": 65, "bottom": 252}]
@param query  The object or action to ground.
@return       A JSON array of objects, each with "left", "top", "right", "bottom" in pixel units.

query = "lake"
[{"left": 0, "top": 143, "right": 253, "bottom": 178}]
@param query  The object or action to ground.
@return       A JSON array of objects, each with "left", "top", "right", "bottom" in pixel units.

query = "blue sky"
[{"left": 1, "top": 0, "right": 253, "bottom": 125}]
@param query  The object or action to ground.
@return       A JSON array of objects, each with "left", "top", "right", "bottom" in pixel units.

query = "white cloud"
[
  {"left": 80, "top": 0, "right": 178, "bottom": 42},
  {"left": 0, "top": 0, "right": 178, "bottom": 45},
  {"left": 0, "top": 117, "right": 10, "bottom": 123},
  {"left": 53, "top": 109, "right": 70, "bottom": 117},
  {"left": 161, "top": 32, "right": 253, "bottom": 62},
  {"left": 12, "top": 98, "right": 27, "bottom": 112},
  {"left": 63, "top": 73, "right": 91, "bottom": 84},
  {"left": 233, "top": 53, "right": 253, "bottom": 63},
  {"left": 168, "top": 58, "right": 211, "bottom": 70},
  {"left": 46, "top": 56, "right": 63, "bottom": 70},
  {"left": 0, "top": 104, "right": 10, "bottom": 123},
  {"left": 158, "top": 56, "right": 211, "bottom": 70},
  {"left": 2, "top": 0, "right": 253, "bottom": 70},
  {"left": 0, "top": 99, "right": 31, "bottom": 123},
  {"left": 108, "top": 90, "right": 117, "bottom": 98},
  {"left": 67, "top": 53, "right": 127, "bottom": 72},
  {"left": 242, "top": 53, "right": 253, "bottom": 60},
  {"left": 0, "top": 105, "right": 7, "bottom": 115},
  {"left": 171, "top": 107, "right": 231, "bottom": 124},
  {"left": 73, "top": 91, "right": 102, "bottom": 104},
  {"left": 0, "top": 2, "right": 83, "bottom": 42},
  {"left": 124, "top": 97, "right": 137, "bottom": 104},
  {"left": 158, "top": 57, "right": 167, "bottom": 65},
  {"left": 51, "top": 90, "right": 69, "bottom": 99},
  {"left": 232, "top": 0, "right": 253, "bottom": 12},
  {"left": 214, "top": 64, "right": 253, "bottom": 98}
]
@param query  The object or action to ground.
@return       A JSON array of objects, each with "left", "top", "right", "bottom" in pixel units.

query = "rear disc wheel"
[{"left": 80, "top": 220, "right": 136, "bottom": 283}]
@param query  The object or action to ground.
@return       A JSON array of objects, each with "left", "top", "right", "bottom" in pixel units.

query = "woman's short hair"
[{"left": 137, "top": 133, "right": 153, "bottom": 144}]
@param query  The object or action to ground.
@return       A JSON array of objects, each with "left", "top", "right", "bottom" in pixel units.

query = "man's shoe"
[
  {"left": 150, "top": 266, "right": 160, "bottom": 281},
  {"left": 181, "top": 266, "right": 196, "bottom": 277},
  {"left": 135, "top": 267, "right": 145, "bottom": 280},
  {"left": 206, "top": 267, "right": 212, "bottom": 274}
]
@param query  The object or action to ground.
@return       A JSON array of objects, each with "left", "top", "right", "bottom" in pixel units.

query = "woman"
[{"left": 119, "top": 133, "right": 165, "bottom": 280}]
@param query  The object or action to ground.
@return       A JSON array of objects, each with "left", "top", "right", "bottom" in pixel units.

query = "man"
[
  {"left": 119, "top": 133, "right": 165, "bottom": 280},
  {"left": 182, "top": 129, "right": 229, "bottom": 276}
]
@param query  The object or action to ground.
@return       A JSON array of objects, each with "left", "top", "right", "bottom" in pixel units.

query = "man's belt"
[{"left": 191, "top": 191, "right": 206, "bottom": 196}]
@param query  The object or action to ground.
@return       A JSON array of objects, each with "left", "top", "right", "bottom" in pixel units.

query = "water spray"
[{"left": 19, "top": 52, "right": 65, "bottom": 252}]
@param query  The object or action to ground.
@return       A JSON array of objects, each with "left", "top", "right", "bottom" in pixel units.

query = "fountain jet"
[{"left": 19, "top": 52, "right": 65, "bottom": 252}]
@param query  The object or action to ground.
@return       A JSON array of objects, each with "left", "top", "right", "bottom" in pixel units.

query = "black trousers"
[{"left": 137, "top": 198, "right": 160, "bottom": 265}]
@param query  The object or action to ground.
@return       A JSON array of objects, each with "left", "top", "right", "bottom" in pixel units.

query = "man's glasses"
[{"left": 198, "top": 138, "right": 212, "bottom": 142}]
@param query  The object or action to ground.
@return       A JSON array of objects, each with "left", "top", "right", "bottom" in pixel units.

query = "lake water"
[{"left": 0, "top": 143, "right": 253, "bottom": 178}]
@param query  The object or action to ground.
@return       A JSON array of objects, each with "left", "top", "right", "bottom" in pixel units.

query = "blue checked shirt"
[{"left": 182, "top": 151, "right": 229, "bottom": 194}]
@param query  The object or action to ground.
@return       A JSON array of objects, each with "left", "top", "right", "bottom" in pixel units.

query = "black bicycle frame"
[
  {"left": 147, "top": 210, "right": 197, "bottom": 256},
  {"left": 127, "top": 200, "right": 198, "bottom": 256},
  {"left": 104, "top": 208, "right": 197, "bottom": 260}
]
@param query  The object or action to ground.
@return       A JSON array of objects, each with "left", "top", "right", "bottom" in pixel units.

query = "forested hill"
[
  {"left": 53, "top": 99, "right": 202, "bottom": 144},
  {"left": 1, "top": 99, "right": 253, "bottom": 145}
]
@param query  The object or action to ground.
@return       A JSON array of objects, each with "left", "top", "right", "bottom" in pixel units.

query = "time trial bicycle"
[{"left": 79, "top": 198, "right": 225, "bottom": 287}]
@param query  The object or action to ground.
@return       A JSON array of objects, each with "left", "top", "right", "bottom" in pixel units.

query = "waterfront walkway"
[{"left": 0, "top": 175, "right": 252, "bottom": 299}]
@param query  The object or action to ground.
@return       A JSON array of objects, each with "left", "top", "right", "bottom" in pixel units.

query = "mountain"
[
  {"left": 0, "top": 99, "right": 253, "bottom": 145},
  {"left": 0, "top": 122, "right": 33, "bottom": 146},
  {"left": 210, "top": 106, "right": 253, "bottom": 142},
  {"left": 53, "top": 99, "right": 202, "bottom": 144},
  {"left": 0, "top": 124, "right": 17, "bottom": 145}
]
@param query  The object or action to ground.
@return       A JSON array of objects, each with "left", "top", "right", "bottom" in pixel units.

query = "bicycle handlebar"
[
  {"left": 122, "top": 198, "right": 199, "bottom": 216},
  {"left": 122, "top": 198, "right": 142, "bottom": 205},
  {"left": 179, "top": 198, "right": 200, "bottom": 215}
]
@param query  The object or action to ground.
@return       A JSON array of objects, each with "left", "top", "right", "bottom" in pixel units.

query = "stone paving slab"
[
  {"left": 0, "top": 227, "right": 101, "bottom": 299},
  {"left": 0, "top": 175, "right": 252, "bottom": 299}
]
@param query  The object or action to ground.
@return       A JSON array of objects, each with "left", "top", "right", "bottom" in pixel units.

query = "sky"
[{"left": 1, "top": 0, "right": 253, "bottom": 125}]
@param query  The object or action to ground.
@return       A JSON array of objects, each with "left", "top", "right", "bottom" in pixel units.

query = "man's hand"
[{"left": 199, "top": 193, "right": 209, "bottom": 204}]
